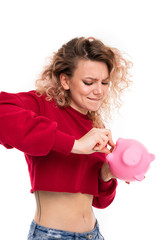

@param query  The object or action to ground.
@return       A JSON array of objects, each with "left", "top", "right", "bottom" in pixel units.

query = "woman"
[{"left": 0, "top": 37, "right": 132, "bottom": 239}]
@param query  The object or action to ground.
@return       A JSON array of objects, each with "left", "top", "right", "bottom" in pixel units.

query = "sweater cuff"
[
  {"left": 98, "top": 174, "right": 118, "bottom": 196},
  {"left": 52, "top": 129, "right": 75, "bottom": 155}
]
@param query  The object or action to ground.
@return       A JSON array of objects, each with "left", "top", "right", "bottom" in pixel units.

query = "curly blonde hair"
[{"left": 35, "top": 37, "right": 132, "bottom": 128}]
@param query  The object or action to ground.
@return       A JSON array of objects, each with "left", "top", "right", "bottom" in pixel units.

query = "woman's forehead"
[{"left": 74, "top": 59, "right": 109, "bottom": 78}]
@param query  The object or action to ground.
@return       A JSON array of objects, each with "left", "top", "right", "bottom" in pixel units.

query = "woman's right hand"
[{"left": 71, "top": 128, "right": 115, "bottom": 154}]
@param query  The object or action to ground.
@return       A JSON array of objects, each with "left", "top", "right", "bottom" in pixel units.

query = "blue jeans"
[{"left": 27, "top": 220, "right": 105, "bottom": 240}]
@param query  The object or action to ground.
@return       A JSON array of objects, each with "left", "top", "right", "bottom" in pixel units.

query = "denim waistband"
[{"left": 29, "top": 219, "right": 101, "bottom": 239}]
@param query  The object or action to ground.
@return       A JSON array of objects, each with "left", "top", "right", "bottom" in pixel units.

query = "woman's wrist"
[
  {"left": 99, "top": 171, "right": 112, "bottom": 182},
  {"left": 71, "top": 139, "right": 83, "bottom": 154}
]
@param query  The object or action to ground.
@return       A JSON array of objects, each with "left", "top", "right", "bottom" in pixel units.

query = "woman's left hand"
[{"left": 100, "top": 161, "right": 116, "bottom": 182}]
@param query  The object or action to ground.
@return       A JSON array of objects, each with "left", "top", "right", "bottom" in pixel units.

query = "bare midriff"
[{"left": 33, "top": 191, "right": 96, "bottom": 233}]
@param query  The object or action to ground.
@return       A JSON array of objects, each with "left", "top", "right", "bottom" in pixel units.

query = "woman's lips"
[{"left": 87, "top": 97, "right": 102, "bottom": 101}]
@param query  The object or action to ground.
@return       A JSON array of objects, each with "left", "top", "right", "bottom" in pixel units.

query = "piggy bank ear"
[
  {"left": 116, "top": 138, "right": 124, "bottom": 145},
  {"left": 149, "top": 153, "right": 155, "bottom": 162}
]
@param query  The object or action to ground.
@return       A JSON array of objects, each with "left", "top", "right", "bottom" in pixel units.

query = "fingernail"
[{"left": 125, "top": 181, "right": 130, "bottom": 184}]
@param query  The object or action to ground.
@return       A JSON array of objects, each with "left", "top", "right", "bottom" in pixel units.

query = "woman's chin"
[{"left": 88, "top": 106, "right": 100, "bottom": 112}]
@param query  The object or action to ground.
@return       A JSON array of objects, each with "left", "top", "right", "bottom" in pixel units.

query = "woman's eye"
[
  {"left": 83, "top": 81, "right": 109, "bottom": 86},
  {"left": 102, "top": 82, "right": 109, "bottom": 85},
  {"left": 83, "top": 81, "right": 93, "bottom": 85}
]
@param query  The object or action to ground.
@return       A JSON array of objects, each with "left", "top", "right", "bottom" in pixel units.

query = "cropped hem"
[{"left": 30, "top": 187, "right": 99, "bottom": 197}]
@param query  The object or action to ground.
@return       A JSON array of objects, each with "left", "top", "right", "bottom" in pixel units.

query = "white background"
[{"left": 0, "top": 0, "right": 159, "bottom": 239}]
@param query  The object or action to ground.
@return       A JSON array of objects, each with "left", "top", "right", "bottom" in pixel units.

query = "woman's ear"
[{"left": 59, "top": 73, "right": 70, "bottom": 90}]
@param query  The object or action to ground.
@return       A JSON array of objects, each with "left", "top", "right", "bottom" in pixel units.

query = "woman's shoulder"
[
  {"left": 0, "top": 90, "right": 56, "bottom": 114},
  {"left": 17, "top": 90, "right": 57, "bottom": 113}
]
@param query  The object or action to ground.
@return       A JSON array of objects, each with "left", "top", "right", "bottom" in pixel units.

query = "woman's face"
[{"left": 61, "top": 59, "right": 110, "bottom": 114}]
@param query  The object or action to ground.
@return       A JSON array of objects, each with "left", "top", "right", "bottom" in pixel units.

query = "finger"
[
  {"left": 101, "top": 132, "right": 115, "bottom": 152},
  {"left": 98, "top": 147, "right": 111, "bottom": 154},
  {"left": 93, "top": 134, "right": 109, "bottom": 150},
  {"left": 93, "top": 140, "right": 108, "bottom": 151},
  {"left": 103, "top": 129, "right": 115, "bottom": 148},
  {"left": 108, "top": 138, "right": 116, "bottom": 148},
  {"left": 93, "top": 144, "right": 106, "bottom": 151},
  {"left": 125, "top": 181, "right": 130, "bottom": 184},
  {"left": 110, "top": 144, "right": 116, "bottom": 153},
  {"left": 94, "top": 129, "right": 112, "bottom": 144}
]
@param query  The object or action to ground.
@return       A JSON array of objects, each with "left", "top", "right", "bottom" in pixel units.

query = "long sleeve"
[
  {"left": 92, "top": 174, "right": 118, "bottom": 209},
  {"left": 0, "top": 91, "right": 75, "bottom": 156}
]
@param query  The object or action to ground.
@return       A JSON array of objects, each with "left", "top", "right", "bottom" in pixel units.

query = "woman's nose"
[{"left": 93, "top": 83, "right": 102, "bottom": 94}]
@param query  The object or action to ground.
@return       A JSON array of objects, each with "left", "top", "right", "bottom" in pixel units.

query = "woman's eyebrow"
[{"left": 83, "top": 77, "right": 109, "bottom": 81}]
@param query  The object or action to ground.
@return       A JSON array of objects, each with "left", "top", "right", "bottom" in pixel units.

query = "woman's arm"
[
  {"left": 71, "top": 128, "right": 117, "bottom": 209},
  {"left": 0, "top": 91, "right": 75, "bottom": 156},
  {"left": 92, "top": 176, "right": 118, "bottom": 209}
]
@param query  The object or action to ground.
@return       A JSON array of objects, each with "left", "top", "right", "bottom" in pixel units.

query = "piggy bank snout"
[{"left": 122, "top": 147, "right": 142, "bottom": 166}]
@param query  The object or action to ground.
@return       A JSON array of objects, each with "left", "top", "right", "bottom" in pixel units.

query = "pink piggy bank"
[{"left": 106, "top": 138, "right": 155, "bottom": 182}]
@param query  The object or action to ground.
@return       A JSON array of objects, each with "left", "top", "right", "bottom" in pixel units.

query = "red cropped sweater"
[{"left": 0, "top": 90, "right": 117, "bottom": 209}]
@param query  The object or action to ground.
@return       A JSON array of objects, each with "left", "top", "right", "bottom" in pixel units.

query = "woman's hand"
[
  {"left": 71, "top": 128, "right": 115, "bottom": 154},
  {"left": 100, "top": 161, "right": 116, "bottom": 182}
]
